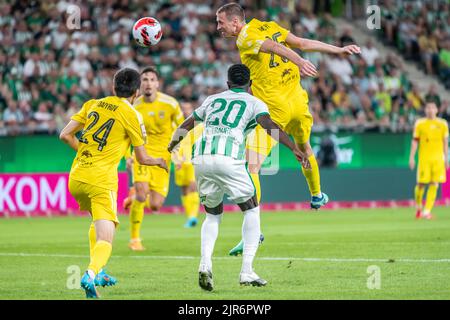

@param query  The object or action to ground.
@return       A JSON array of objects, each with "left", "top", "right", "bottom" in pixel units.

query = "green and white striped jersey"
[{"left": 192, "top": 88, "right": 269, "bottom": 160}]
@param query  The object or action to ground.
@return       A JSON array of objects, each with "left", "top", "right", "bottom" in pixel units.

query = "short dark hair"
[
  {"left": 228, "top": 64, "right": 250, "bottom": 86},
  {"left": 141, "top": 66, "right": 159, "bottom": 77},
  {"left": 217, "top": 3, "right": 245, "bottom": 21},
  {"left": 113, "top": 68, "right": 141, "bottom": 98}
]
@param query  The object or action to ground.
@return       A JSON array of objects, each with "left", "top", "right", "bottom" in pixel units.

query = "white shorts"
[{"left": 192, "top": 155, "right": 255, "bottom": 208}]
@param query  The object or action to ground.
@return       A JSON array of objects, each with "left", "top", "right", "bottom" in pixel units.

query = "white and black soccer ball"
[{"left": 132, "top": 17, "right": 162, "bottom": 47}]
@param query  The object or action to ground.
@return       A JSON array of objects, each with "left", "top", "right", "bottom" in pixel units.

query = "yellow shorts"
[
  {"left": 246, "top": 89, "right": 312, "bottom": 156},
  {"left": 417, "top": 160, "right": 446, "bottom": 184},
  {"left": 175, "top": 162, "right": 196, "bottom": 187},
  {"left": 132, "top": 157, "right": 171, "bottom": 197},
  {"left": 68, "top": 178, "right": 119, "bottom": 224}
]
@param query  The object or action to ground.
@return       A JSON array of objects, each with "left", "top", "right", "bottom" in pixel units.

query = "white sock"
[
  {"left": 200, "top": 213, "right": 222, "bottom": 271},
  {"left": 241, "top": 206, "right": 261, "bottom": 275},
  {"left": 87, "top": 269, "right": 96, "bottom": 279}
]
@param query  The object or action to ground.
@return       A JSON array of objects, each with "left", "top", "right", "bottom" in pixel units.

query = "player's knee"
[
  {"left": 135, "top": 191, "right": 146, "bottom": 203},
  {"left": 247, "top": 163, "right": 260, "bottom": 174},
  {"left": 298, "top": 143, "right": 313, "bottom": 157},
  {"left": 150, "top": 200, "right": 163, "bottom": 211}
]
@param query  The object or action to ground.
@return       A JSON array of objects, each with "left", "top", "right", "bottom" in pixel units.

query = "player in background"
[
  {"left": 168, "top": 64, "right": 310, "bottom": 290},
  {"left": 125, "top": 66, "right": 184, "bottom": 251},
  {"left": 173, "top": 102, "right": 201, "bottom": 228},
  {"left": 59, "top": 68, "right": 167, "bottom": 298},
  {"left": 409, "top": 101, "right": 449, "bottom": 219},
  {"left": 216, "top": 3, "right": 361, "bottom": 255}
]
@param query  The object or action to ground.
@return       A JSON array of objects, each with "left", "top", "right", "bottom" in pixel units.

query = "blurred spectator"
[
  {"left": 0, "top": 0, "right": 446, "bottom": 136},
  {"left": 361, "top": 39, "right": 380, "bottom": 67},
  {"left": 317, "top": 133, "right": 337, "bottom": 168}
]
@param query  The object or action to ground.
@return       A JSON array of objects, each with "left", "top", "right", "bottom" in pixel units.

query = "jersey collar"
[{"left": 230, "top": 88, "right": 246, "bottom": 93}]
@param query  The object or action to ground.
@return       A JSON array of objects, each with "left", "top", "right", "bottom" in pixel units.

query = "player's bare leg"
[
  {"left": 149, "top": 190, "right": 166, "bottom": 212},
  {"left": 229, "top": 149, "right": 265, "bottom": 256},
  {"left": 414, "top": 183, "right": 426, "bottom": 219},
  {"left": 423, "top": 183, "right": 438, "bottom": 219},
  {"left": 129, "top": 182, "right": 148, "bottom": 251},
  {"left": 297, "top": 141, "right": 328, "bottom": 209}
]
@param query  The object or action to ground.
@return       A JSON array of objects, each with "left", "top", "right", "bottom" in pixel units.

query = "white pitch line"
[{"left": 0, "top": 252, "right": 450, "bottom": 263}]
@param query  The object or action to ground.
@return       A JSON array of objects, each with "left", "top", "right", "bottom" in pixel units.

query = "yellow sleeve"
[
  {"left": 173, "top": 101, "right": 185, "bottom": 127},
  {"left": 124, "top": 145, "right": 133, "bottom": 159},
  {"left": 124, "top": 110, "right": 146, "bottom": 147},
  {"left": 269, "top": 21, "right": 289, "bottom": 40},
  {"left": 71, "top": 99, "right": 96, "bottom": 124},
  {"left": 443, "top": 120, "right": 449, "bottom": 138},
  {"left": 413, "top": 121, "right": 421, "bottom": 140},
  {"left": 236, "top": 24, "right": 265, "bottom": 56}
]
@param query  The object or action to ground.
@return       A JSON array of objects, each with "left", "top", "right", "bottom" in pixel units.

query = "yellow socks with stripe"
[
  {"left": 182, "top": 192, "right": 200, "bottom": 218},
  {"left": 130, "top": 200, "right": 145, "bottom": 239},
  {"left": 250, "top": 173, "right": 261, "bottom": 203},
  {"left": 424, "top": 184, "right": 438, "bottom": 215},
  {"left": 88, "top": 222, "right": 96, "bottom": 259},
  {"left": 301, "top": 154, "right": 321, "bottom": 196},
  {"left": 414, "top": 185, "right": 425, "bottom": 209},
  {"left": 87, "top": 240, "right": 112, "bottom": 275}
]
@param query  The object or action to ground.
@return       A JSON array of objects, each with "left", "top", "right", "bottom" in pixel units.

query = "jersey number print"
[
  {"left": 79, "top": 111, "right": 115, "bottom": 151},
  {"left": 206, "top": 99, "right": 246, "bottom": 129}
]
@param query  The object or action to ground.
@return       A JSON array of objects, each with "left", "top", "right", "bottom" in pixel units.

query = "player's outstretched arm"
[
  {"left": 285, "top": 33, "right": 361, "bottom": 55},
  {"left": 409, "top": 139, "right": 418, "bottom": 170},
  {"left": 59, "top": 120, "right": 84, "bottom": 151},
  {"left": 256, "top": 114, "right": 311, "bottom": 169},
  {"left": 260, "top": 39, "right": 318, "bottom": 77},
  {"left": 134, "top": 145, "right": 168, "bottom": 172},
  {"left": 168, "top": 115, "right": 195, "bottom": 153}
]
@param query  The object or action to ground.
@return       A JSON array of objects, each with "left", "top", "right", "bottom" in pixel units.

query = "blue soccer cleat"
[
  {"left": 310, "top": 192, "right": 329, "bottom": 210},
  {"left": 184, "top": 217, "right": 198, "bottom": 228},
  {"left": 229, "top": 234, "right": 265, "bottom": 256},
  {"left": 95, "top": 270, "right": 117, "bottom": 287},
  {"left": 80, "top": 272, "right": 99, "bottom": 299}
]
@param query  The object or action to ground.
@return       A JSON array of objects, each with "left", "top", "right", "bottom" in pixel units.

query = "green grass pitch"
[{"left": 0, "top": 207, "right": 449, "bottom": 300}]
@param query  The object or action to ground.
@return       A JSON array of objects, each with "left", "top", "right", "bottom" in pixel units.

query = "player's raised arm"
[
  {"left": 59, "top": 120, "right": 84, "bottom": 151},
  {"left": 134, "top": 145, "right": 168, "bottom": 172},
  {"left": 285, "top": 33, "right": 361, "bottom": 56},
  {"left": 260, "top": 39, "right": 318, "bottom": 78},
  {"left": 168, "top": 115, "right": 196, "bottom": 153},
  {"left": 256, "top": 114, "right": 311, "bottom": 169}
]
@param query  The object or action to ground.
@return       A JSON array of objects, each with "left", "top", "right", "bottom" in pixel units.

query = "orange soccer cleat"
[
  {"left": 128, "top": 238, "right": 146, "bottom": 251},
  {"left": 122, "top": 186, "right": 136, "bottom": 211}
]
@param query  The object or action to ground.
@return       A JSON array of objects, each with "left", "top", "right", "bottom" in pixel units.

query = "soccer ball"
[{"left": 132, "top": 17, "right": 162, "bottom": 47}]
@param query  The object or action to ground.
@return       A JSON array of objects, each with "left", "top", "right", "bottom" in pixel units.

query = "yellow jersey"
[
  {"left": 70, "top": 96, "right": 146, "bottom": 191},
  {"left": 413, "top": 117, "right": 449, "bottom": 162},
  {"left": 134, "top": 92, "right": 184, "bottom": 158},
  {"left": 236, "top": 19, "right": 307, "bottom": 110},
  {"left": 175, "top": 124, "right": 204, "bottom": 164}
]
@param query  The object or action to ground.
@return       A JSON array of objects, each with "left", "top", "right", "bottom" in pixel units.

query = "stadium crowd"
[
  {"left": 0, "top": 0, "right": 449, "bottom": 137},
  {"left": 379, "top": 0, "right": 450, "bottom": 88}
]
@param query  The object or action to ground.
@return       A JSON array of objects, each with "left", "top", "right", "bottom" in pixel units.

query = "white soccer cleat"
[
  {"left": 239, "top": 272, "right": 267, "bottom": 287},
  {"left": 198, "top": 264, "right": 214, "bottom": 291}
]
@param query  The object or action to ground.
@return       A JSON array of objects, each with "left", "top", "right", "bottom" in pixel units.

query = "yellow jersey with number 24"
[{"left": 70, "top": 96, "right": 146, "bottom": 192}]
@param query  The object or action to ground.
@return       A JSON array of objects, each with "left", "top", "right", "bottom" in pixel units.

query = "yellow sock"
[
  {"left": 88, "top": 240, "right": 112, "bottom": 275},
  {"left": 183, "top": 192, "right": 200, "bottom": 218},
  {"left": 250, "top": 173, "right": 261, "bottom": 203},
  {"left": 130, "top": 200, "right": 145, "bottom": 239},
  {"left": 414, "top": 185, "right": 425, "bottom": 209},
  {"left": 302, "top": 154, "right": 321, "bottom": 196},
  {"left": 424, "top": 184, "right": 438, "bottom": 214},
  {"left": 88, "top": 222, "right": 96, "bottom": 259}
]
